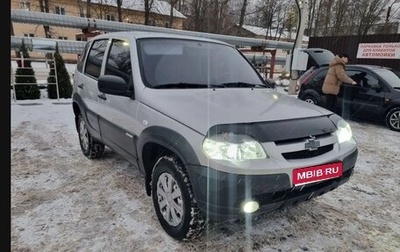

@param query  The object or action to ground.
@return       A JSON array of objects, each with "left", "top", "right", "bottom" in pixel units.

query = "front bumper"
[{"left": 187, "top": 148, "right": 358, "bottom": 220}]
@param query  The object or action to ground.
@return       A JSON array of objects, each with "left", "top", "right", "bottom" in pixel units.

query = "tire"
[
  {"left": 151, "top": 155, "right": 205, "bottom": 240},
  {"left": 77, "top": 114, "right": 105, "bottom": 158},
  {"left": 385, "top": 107, "right": 400, "bottom": 132},
  {"left": 303, "top": 94, "right": 320, "bottom": 105}
]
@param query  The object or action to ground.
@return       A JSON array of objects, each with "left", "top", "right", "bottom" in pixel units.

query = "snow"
[
  {"left": 11, "top": 65, "right": 400, "bottom": 251},
  {"left": 241, "top": 24, "right": 310, "bottom": 42},
  {"left": 86, "top": 0, "right": 187, "bottom": 19}
]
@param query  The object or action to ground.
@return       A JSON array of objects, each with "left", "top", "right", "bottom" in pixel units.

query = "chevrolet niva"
[{"left": 72, "top": 31, "right": 358, "bottom": 240}]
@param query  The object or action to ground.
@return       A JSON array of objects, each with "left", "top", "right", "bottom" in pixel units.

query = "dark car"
[{"left": 297, "top": 63, "right": 400, "bottom": 132}]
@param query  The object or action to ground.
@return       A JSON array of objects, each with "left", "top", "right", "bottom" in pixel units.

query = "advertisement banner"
[{"left": 356, "top": 42, "right": 400, "bottom": 59}]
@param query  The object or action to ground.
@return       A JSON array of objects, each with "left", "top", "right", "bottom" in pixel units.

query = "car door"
[
  {"left": 340, "top": 69, "right": 386, "bottom": 119},
  {"left": 97, "top": 38, "right": 140, "bottom": 167},
  {"left": 78, "top": 39, "right": 109, "bottom": 137}
]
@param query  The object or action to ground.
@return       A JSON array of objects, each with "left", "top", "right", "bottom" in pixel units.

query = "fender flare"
[{"left": 137, "top": 126, "right": 200, "bottom": 195}]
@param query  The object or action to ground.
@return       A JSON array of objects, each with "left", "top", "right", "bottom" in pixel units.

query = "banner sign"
[{"left": 356, "top": 42, "right": 400, "bottom": 59}]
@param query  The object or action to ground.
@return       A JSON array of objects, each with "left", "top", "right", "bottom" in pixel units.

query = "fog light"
[{"left": 242, "top": 201, "right": 259, "bottom": 214}]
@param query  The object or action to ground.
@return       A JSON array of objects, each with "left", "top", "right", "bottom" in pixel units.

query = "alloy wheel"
[{"left": 389, "top": 110, "right": 400, "bottom": 130}]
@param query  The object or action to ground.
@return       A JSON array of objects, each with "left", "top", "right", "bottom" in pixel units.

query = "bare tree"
[
  {"left": 331, "top": 0, "right": 347, "bottom": 35},
  {"left": 384, "top": 0, "right": 400, "bottom": 34},
  {"left": 167, "top": 0, "right": 180, "bottom": 28},
  {"left": 38, "top": 0, "right": 52, "bottom": 38},
  {"left": 323, "top": 0, "right": 334, "bottom": 35},
  {"left": 90, "top": 0, "right": 115, "bottom": 20},
  {"left": 116, "top": 0, "right": 123, "bottom": 22},
  {"left": 352, "top": 0, "right": 386, "bottom": 35},
  {"left": 144, "top": 0, "right": 154, "bottom": 25},
  {"left": 205, "top": 0, "right": 231, "bottom": 33},
  {"left": 86, "top": 0, "right": 91, "bottom": 18},
  {"left": 253, "top": 0, "right": 293, "bottom": 40},
  {"left": 306, "top": 0, "right": 317, "bottom": 36},
  {"left": 237, "top": 0, "right": 248, "bottom": 35}
]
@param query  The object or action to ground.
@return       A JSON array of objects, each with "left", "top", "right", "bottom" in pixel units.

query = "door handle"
[
  {"left": 77, "top": 83, "right": 84, "bottom": 89},
  {"left": 98, "top": 93, "right": 107, "bottom": 100}
]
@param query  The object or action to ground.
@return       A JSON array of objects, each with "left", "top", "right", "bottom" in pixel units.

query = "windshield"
[
  {"left": 137, "top": 38, "right": 266, "bottom": 89},
  {"left": 374, "top": 68, "right": 400, "bottom": 88}
]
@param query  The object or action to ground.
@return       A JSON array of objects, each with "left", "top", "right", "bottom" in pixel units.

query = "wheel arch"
[
  {"left": 72, "top": 93, "right": 85, "bottom": 131},
  {"left": 385, "top": 105, "right": 400, "bottom": 131},
  {"left": 384, "top": 101, "right": 400, "bottom": 116},
  {"left": 137, "top": 126, "right": 200, "bottom": 196}
]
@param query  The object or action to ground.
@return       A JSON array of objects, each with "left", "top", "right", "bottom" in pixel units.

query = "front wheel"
[
  {"left": 386, "top": 107, "right": 400, "bottom": 132},
  {"left": 77, "top": 114, "right": 105, "bottom": 158},
  {"left": 151, "top": 156, "right": 205, "bottom": 240}
]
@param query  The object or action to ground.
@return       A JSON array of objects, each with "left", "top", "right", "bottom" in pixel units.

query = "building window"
[
  {"left": 106, "top": 14, "right": 115, "bottom": 21},
  {"left": 55, "top": 6, "right": 65, "bottom": 15},
  {"left": 24, "top": 33, "right": 34, "bottom": 37},
  {"left": 58, "top": 36, "right": 68, "bottom": 40},
  {"left": 19, "top": 1, "right": 30, "bottom": 10}
]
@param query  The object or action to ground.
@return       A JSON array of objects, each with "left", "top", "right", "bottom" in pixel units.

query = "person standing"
[{"left": 322, "top": 53, "right": 357, "bottom": 112}]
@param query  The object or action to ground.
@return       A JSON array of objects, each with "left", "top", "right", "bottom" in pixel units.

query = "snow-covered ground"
[{"left": 10, "top": 65, "right": 400, "bottom": 251}]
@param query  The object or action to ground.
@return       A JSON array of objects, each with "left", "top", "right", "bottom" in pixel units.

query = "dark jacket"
[{"left": 322, "top": 55, "right": 355, "bottom": 95}]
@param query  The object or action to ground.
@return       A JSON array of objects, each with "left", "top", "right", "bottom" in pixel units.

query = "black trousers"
[{"left": 324, "top": 94, "right": 337, "bottom": 112}]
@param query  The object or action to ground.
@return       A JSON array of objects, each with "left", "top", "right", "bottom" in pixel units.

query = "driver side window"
[
  {"left": 348, "top": 70, "right": 379, "bottom": 90},
  {"left": 105, "top": 39, "right": 132, "bottom": 84}
]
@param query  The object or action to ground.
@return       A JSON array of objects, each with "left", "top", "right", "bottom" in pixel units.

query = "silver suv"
[{"left": 72, "top": 31, "right": 358, "bottom": 240}]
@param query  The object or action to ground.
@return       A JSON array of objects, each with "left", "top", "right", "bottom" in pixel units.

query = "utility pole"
[{"left": 288, "top": 0, "right": 308, "bottom": 95}]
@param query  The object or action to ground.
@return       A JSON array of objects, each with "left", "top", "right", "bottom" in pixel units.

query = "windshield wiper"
[
  {"left": 153, "top": 83, "right": 219, "bottom": 89},
  {"left": 219, "top": 82, "right": 267, "bottom": 88}
]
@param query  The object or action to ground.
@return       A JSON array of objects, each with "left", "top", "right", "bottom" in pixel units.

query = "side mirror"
[
  {"left": 264, "top": 78, "right": 276, "bottom": 89},
  {"left": 98, "top": 75, "right": 133, "bottom": 97}
]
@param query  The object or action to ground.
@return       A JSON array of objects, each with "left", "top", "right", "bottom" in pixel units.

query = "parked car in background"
[{"left": 298, "top": 63, "right": 400, "bottom": 132}]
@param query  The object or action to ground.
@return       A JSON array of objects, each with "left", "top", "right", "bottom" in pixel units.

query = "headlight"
[
  {"left": 202, "top": 133, "right": 267, "bottom": 162},
  {"left": 336, "top": 119, "right": 353, "bottom": 143}
]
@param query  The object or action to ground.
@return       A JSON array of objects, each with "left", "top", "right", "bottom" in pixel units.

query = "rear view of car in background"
[{"left": 298, "top": 64, "right": 400, "bottom": 132}]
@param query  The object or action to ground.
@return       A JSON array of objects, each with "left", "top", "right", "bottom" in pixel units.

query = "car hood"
[{"left": 140, "top": 88, "right": 333, "bottom": 135}]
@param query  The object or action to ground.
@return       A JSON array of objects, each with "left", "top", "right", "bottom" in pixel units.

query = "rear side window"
[
  {"left": 84, "top": 39, "right": 108, "bottom": 79},
  {"left": 76, "top": 42, "right": 90, "bottom": 73},
  {"left": 312, "top": 70, "right": 327, "bottom": 87},
  {"left": 105, "top": 39, "right": 132, "bottom": 84}
]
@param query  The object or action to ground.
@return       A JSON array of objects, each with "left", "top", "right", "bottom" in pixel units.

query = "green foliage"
[
  {"left": 47, "top": 45, "right": 73, "bottom": 99},
  {"left": 14, "top": 42, "right": 40, "bottom": 100}
]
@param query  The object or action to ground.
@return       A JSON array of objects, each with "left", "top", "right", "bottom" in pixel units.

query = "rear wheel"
[
  {"left": 151, "top": 155, "right": 205, "bottom": 240},
  {"left": 303, "top": 94, "right": 320, "bottom": 105},
  {"left": 77, "top": 114, "right": 105, "bottom": 158},
  {"left": 386, "top": 107, "right": 400, "bottom": 132}
]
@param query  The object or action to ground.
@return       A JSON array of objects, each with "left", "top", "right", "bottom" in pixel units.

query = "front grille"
[
  {"left": 244, "top": 168, "right": 354, "bottom": 207},
  {"left": 282, "top": 144, "right": 333, "bottom": 160}
]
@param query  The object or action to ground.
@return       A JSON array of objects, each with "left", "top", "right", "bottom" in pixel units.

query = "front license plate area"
[{"left": 292, "top": 162, "right": 343, "bottom": 186}]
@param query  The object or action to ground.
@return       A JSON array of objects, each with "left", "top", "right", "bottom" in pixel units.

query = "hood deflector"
[{"left": 207, "top": 116, "right": 336, "bottom": 142}]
